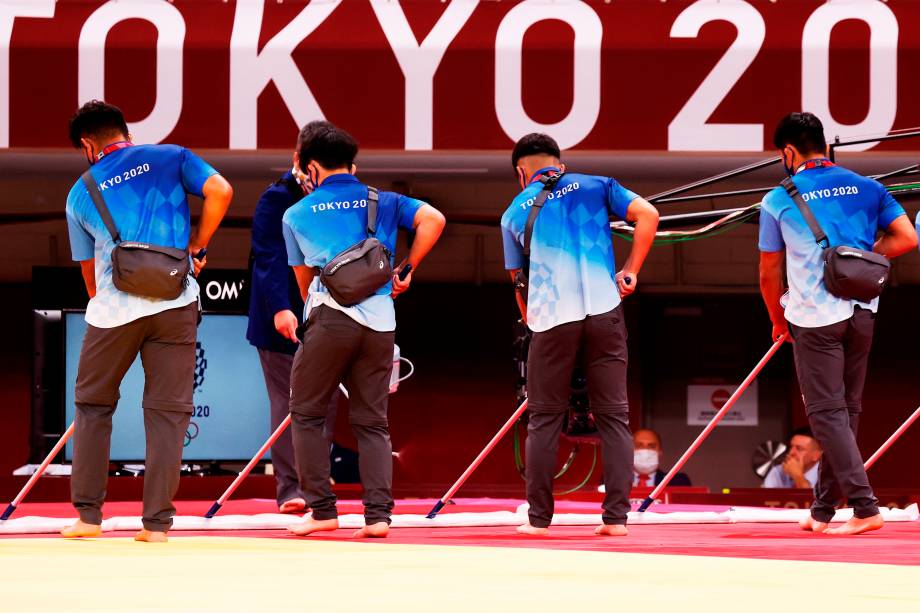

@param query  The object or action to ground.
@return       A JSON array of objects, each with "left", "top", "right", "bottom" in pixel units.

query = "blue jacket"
[{"left": 246, "top": 172, "right": 306, "bottom": 355}]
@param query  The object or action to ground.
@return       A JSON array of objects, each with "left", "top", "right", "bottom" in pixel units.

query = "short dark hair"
[
  {"left": 790, "top": 426, "right": 815, "bottom": 442},
  {"left": 297, "top": 121, "right": 358, "bottom": 171},
  {"left": 68, "top": 100, "right": 129, "bottom": 148},
  {"left": 773, "top": 112, "right": 827, "bottom": 155},
  {"left": 511, "top": 133, "right": 561, "bottom": 168}
]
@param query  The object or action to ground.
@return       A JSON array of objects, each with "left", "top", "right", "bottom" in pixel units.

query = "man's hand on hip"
[
  {"left": 274, "top": 310, "right": 300, "bottom": 343},
  {"left": 391, "top": 270, "right": 412, "bottom": 298},
  {"left": 616, "top": 270, "right": 637, "bottom": 297}
]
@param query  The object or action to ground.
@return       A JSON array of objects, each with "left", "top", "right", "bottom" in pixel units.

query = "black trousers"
[
  {"left": 257, "top": 349, "right": 338, "bottom": 506},
  {"left": 525, "top": 306, "right": 632, "bottom": 528},
  {"left": 289, "top": 306, "right": 395, "bottom": 525},
  {"left": 72, "top": 302, "right": 198, "bottom": 532},
  {"left": 789, "top": 307, "right": 880, "bottom": 522}
]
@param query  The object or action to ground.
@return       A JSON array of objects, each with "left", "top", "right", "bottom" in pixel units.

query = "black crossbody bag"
[
  {"left": 81, "top": 170, "right": 191, "bottom": 300},
  {"left": 319, "top": 186, "right": 393, "bottom": 307},
  {"left": 782, "top": 177, "right": 891, "bottom": 303},
  {"left": 513, "top": 172, "right": 564, "bottom": 305}
]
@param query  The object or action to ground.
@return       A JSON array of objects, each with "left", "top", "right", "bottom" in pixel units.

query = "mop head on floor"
[{"left": 1, "top": 503, "right": 916, "bottom": 535}]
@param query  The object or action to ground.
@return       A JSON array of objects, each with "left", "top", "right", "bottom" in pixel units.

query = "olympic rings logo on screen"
[{"left": 184, "top": 421, "right": 199, "bottom": 447}]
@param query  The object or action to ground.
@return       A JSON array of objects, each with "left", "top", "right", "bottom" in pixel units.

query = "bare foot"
[
  {"left": 60, "top": 519, "right": 102, "bottom": 538},
  {"left": 288, "top": 517, "right": 339, "bottom": 536},
  {"left": 595, "top": 524, "right": 629, "bottom": 537},
  {"left": 352, "top": 521, "right": 389, "bottom": 538},
  {"left": 799, "top": 516, "right": 829, "bottom": 533},
  {"left": 279, "top": 498, "right": 307, "bottom": 514},
  {"left": 516, "top": 523, "right": 550, "bottom": 536},
  {"left": 134, "top": 529, "right": 168, "bottom": 543},
  {"left": 825, "top": 514, "right": 884, "bottom": 536}
]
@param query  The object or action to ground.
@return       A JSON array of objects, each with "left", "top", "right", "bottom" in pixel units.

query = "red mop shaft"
[
  {"left": 2, "top": 422, "right": 75, "bottom": 520},
  {"left": 427, "top": 398, "right": 529, "bottom": 518},
  {"left": 864, "top": 406, "right": 920, "bottom": 471},
  {"left": 638, "top": 334, "right": 787, "bottom": 512},
  {"left": 205, "top": 414, "right": 291, "bottom": 517},
  {"left": 205, "top": 384, "right": 349, "bottom": 518}
]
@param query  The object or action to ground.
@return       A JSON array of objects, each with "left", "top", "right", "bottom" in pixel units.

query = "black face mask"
[{"left": 782, "top": 149, "right": 795, "bottom": 177}]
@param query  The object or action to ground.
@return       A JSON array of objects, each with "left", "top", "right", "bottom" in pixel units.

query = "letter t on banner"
[
  {"left": 0, "top": 1, "right": 55, "bottom": 148},
  {"left": 230, "top": 0, "right": 341, "bottom": 150},
  {"left": 370, "top": 0, "right": 477, "bottom": 151}
]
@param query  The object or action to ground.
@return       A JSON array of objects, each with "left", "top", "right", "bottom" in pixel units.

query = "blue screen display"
[{"left": 64, "top": 312, "right": 271, "bottom": 461}]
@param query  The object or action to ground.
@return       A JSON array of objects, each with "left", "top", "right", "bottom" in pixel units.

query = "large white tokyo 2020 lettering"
[
  {"left": 78, "top": 0, "right": 186, "bottom": 145},
  {"left": 494, "top": 0, "right": 601, "bottom": 150},
  {"left": 668, "top": 0, "right": 765, "bottom": 152},
  {"left": 802, "top": 0, "right": 898, "bottom": 152}
]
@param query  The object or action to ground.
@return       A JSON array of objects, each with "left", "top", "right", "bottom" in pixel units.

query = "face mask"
[
  {"left": 782, "top": 148, "right": 795, "bottom": 177},
  {"left": 634, "top": 449, "right": 660, "bottom": 475}
]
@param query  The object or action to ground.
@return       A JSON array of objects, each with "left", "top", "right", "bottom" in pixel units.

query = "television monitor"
[{"left": 63, "top": 311, "right": 271, "bottom": 461}]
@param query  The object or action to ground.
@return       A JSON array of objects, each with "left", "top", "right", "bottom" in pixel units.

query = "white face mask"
[{"left": 634, "top": 449, "right": 660, "bottom": 475}]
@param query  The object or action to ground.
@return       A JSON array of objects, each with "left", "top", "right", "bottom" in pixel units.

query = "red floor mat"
[{"left": 7, "top": 498, "right": 918, "bottom": 566}]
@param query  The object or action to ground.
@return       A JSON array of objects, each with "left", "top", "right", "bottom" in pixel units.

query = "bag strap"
[
  {"left": 367, "top": 186, "right": 379, "bottom": 236},
  {"left": 81, "top": 169, "right": 121, "bottom": 243},
  {"left": 522, "top": 172, "right": 564, "bottom": 260},
  {"left": 781, "top": 176, "right": 828, "bottom": 247}
]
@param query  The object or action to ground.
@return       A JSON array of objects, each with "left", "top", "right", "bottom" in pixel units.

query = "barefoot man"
[
  {"left": 282, "top": 122, "right": 445, "bottom": 538},
  {"left": 501, "top": 134, "right": 659, "bottom": 536},
  {"left": 759, "top": 113, "right": 917, "bottom": 535},
  {"left": 62, "top": 101, "right": 232, "bottom": 542}
]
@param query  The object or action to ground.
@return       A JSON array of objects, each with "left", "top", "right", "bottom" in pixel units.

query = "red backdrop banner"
[{"left": 4, "top": 0, "right": 918, "bottom": 151}]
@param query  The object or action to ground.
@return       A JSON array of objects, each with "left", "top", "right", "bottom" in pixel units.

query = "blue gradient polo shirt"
[
  {"left": 65, "top": 143, "right": 217, "bottom": 328},
  {"left": 759, "top": 161, "right": 905, "bottom": 328},
  {"left": 282, "top": 174, "right": 424, "bottom": 332},
  {"left": 501, "top": 167, "right": 638, "bottom": 332}
]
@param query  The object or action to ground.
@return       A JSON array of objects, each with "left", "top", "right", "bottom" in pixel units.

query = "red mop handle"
[
  {"left": 2, "top": 421, "right": 75, "bottom": 520},
  {"left": 864, "top": 405, "right": 920, "bottom": 471},
  {"left": 427, "top": 398, "right": 529, "bottom": 518},
  {"left": 205, "top": 384, "right": 350, "bottom": 517},
  {"left": 638, "top": 334, "right": 787, "bottom": 512},
  {"left": 208, "top": 414, "right": 292, "bottom": 514}
]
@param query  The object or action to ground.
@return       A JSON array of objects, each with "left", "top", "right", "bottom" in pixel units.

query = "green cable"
[
  {"left": 553, "top": 445, "right": 598, "bottom": 496},
  {"left": 512, "top": 420, "right": 599, "bottom": 493}
]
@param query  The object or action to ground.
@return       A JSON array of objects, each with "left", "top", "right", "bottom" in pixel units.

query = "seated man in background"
[
  {"left": 762, "top": 427, "right": 822, "bottom": 489},
  {"left": 632, "top": 429, "right": 691, "bottom": 487}
]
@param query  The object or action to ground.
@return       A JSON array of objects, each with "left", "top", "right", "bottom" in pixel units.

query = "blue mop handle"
[
  {"left": 1, "top": 503, "right": 16, "bottom": 521},
  {"left": 204, "top": 502, "right": 222, "bottom": 519}
]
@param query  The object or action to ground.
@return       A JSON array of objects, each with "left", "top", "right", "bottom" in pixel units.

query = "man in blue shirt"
[
  {"left": 247, "top": 122, "right": 338, "bottom": 514},
  {"left": 62, "top": 101, "right": 232, "bottom": 542},
  {"left": 282, "top": 122, "right": 445, "bottom": 538},
  {"left": 761, "top": 427, "right": 822, "bottom": 489},
  {"left": 501, "top": 133, "right": 659, "bottom": 536},
  {"left": 759, "top": 112, "right": 917, "bottom": 535}
]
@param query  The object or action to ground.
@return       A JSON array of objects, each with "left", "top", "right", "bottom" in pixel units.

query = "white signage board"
[{"left": 687, "top": 383, "right": 758, "bottom": 427}]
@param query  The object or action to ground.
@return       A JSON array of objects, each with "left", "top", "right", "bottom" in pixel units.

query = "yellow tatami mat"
[{"left": 1, "top": 536, "right": 918, "bottom": 612}]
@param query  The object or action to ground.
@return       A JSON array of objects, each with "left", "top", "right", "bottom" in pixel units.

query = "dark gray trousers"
[
  {"left": 71, "top": 302, "right": 198, "bottom": 532},
  {"left": 256, "top": 348, "right": 338, "bottom": 506},
  {"left": 525, "top": 305, "right": 632, "bottom": 528},
  {"left": 789, "top": 307, "right": 880, "bottom": 522},
  {"left": 289, "top": 306, "right": 395, "bottom": 525}
]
